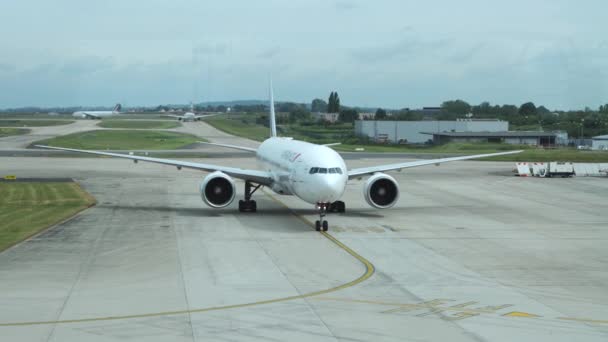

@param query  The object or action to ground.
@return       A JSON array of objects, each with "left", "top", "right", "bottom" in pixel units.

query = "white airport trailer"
[{"left": 518, "top": 162, "right": 574, "bottom": 177}]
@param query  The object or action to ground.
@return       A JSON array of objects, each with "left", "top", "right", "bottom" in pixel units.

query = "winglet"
[{"left": 269, "top": 77, "right": 277, "bottom": 137}]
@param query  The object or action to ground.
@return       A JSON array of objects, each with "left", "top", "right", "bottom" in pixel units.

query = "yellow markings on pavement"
[
  {"left": 0, "top": 190, "right": 375, "bottom": 327},
  {"left": 557, "top": 317, "right": 608, "bottom": 325},
  {"left": 317, "top": 297, "right": 513, "bottom": 321},
  {"left": 503, "top": 311, "right": 541, "bottom": 318}
]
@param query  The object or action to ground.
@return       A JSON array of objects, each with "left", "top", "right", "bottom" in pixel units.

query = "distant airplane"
[
  {"left": 38, "top": 81, "right": 521, "bottom": 231},
  {"left": 73, "top": 104, "right": 122, "bottom": 119},
  {"left": 163, "top": 103, "right": 220, "bottom": 121}
]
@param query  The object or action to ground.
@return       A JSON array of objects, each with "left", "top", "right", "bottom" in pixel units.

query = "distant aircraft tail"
[
  {"left": 269, "top": 78, "right": 277, "bottom": 137},
  {"left": 112, "top": 103, "right": 122, "bottom": 113}
]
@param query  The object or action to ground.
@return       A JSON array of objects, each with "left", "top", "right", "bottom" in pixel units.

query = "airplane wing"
[
  {"left": 197, "top": 141, "right": 257, "bottom": 153},
  {"left": 347, "top": 150, "right": 522, "bottom": 179},
  {"left": 35, "top": 145, "right": 273, "bottom": 185},
  {"left": 194, "top": 113, "right": 222, "bottom": 119},
  {"left": 162, "top": 115, "right": 184, "bottom": 119}
]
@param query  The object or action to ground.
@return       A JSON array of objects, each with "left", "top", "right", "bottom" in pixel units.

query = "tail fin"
[
  {"left": 269, "top": 78, "right": 277, "bottom": 137},
  {"left": 113, "top": 103, "right": 122, "bottom": 113}
]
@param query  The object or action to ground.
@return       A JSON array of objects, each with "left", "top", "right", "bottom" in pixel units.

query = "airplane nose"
[{"left": 317, "top": 176, "right": 345, "bottom": 202}]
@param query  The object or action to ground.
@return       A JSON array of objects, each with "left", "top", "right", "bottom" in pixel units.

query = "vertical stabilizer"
[
  {"left": 113, "top": 103, "right": 122, "bottom": 113},
  {"left": 269, "top": 78, "right": 277, "bottom": 137}
]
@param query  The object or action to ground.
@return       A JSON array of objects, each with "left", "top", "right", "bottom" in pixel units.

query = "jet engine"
[
  {"left": 363, "top": 173, "right": 400, "bottom": 209},
  {"left": 200, "top": 171, "right": 236, "bottom": 208}
]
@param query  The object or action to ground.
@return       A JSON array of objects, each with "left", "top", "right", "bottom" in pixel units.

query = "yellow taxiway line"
[{"left": 0, "top": 190, "right": 375, "bottom": 327}]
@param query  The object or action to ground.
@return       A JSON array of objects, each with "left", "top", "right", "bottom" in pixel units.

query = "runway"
[{"left": 1, "top": 155, "right": 607, "bottom": 341}]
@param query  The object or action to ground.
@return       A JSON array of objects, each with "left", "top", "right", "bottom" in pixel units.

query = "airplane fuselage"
[
  {"left": 180, "top": 112, "right": 197, "bottom": 121},
  {"left": 256, "top": 137, "right": 348, "bottom": 204},
  {"left": 72, "top": 111, "right": 117, "bottom": 119}
]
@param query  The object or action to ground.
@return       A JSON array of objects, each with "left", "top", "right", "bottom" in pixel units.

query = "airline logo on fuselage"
[{"left": 281, "top": 150, "right": 301, "bottom": 163}]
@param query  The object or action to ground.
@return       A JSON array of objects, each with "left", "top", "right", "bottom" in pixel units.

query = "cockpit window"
[{"left": 310, "top": 167, "right": 342, "bottom": 174}]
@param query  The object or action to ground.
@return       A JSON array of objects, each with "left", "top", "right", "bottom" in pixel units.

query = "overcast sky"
[{"left": 0, "top": 0, "right": 606, "bottom": 109}]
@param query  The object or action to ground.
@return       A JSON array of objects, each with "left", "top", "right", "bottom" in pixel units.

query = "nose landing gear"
[
  {"left": 315, "top": 201, "right": 345, "bottom": 231},
  {"left": 315, "top": 203, "right": 329, "bottom": 231}
]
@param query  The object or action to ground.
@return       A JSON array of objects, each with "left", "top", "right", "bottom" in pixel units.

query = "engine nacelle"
[
  {"left": 363, "top": 173, "right": 400, "bottom": 209},
  {"left": 200, "top": 171, "right": 236, "bottom": 208}
]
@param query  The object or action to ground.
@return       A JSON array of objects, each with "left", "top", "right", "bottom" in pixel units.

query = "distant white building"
[
  {"left": 313, "top": 112, "right": 340, "bottom": 123},
  {"left": 355, "top": 119, "right": 509, "bottom": 144},
  {"left": 358, "top": 112, "right": 376, "bottom": 120},
  {"left": 592, "top": 135, "right": 608, "bottom": 150}
]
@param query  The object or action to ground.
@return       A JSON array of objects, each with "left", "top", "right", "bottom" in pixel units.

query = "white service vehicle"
[
  {"left": 546, "top": 162, "right": 575, "bottom": 178},
  {"left": 37, "top": 81, "right": 521, "bottom": 231}
]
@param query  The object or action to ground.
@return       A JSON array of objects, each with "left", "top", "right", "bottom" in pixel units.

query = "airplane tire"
[
  {"left": 322, "top": 221, "right": 329, "bottom": 231},
  {"left": 315, "top": 221, "right": 321, "bottom": 231}
]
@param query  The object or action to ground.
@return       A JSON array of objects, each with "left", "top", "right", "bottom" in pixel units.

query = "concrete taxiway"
[{"left": 1, "top": 152, "right": 607, "bottom": 341}]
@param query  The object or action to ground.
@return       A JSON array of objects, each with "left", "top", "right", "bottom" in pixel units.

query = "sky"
[{"left": 0, "top": 0, "right": 606, "bottom": 110}]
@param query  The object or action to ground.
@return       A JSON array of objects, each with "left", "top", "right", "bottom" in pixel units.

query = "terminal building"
[
  {"left": 592, "top": 135, "right": 608, "bottom": 150},
  {"left": 354, "top": 119, "right": 509, "bottom": 144},
  {"left": 424, "top": 131, "right": 559, "bottom": 146}
]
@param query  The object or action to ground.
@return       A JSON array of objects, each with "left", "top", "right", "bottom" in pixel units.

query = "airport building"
[
  {"left": 424, "top": 131, "right": 559, "bottom": 146},
  {"left": 592, "top": 134, "right": 608, "bottom": 150},
  {"left": 354, "top": 119, "right": 508, "bottom": 144}
]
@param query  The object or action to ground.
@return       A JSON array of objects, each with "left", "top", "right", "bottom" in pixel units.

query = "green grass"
[
  {"left": 0, "top": 119, "right": 74, "bottom": 127},
  {"left": 35, "top": 130, "right": 202, "bottom": 150},
  {"left": 205, "top": 115, "right": 608, "bottom": 162},
  {"left": 97, "top": 120, "right": 180, "bottom": 129},
  {"left": 0, "top": 127, "right": 30, "bottom": 137},
  {"left": 206, "top": 115, "right": 270, "bottom": 141},
  {"left": 0, "top": 182, "right": 96, "bottom": 252}
]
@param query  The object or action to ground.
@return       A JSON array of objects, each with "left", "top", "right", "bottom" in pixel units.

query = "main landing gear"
[
  {"left": 315, "top": 201, "right": 346, "bottom": 232},
  {"left": 238, "top": 181, "right": 261, "bottom": 212}
]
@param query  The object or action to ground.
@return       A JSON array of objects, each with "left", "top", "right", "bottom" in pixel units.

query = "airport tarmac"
[
  {"left": 0, "top": 118, "right": 258, "bottom": 151},
  {"left": 1, "top": 153, "right": 607, "bottom": 341}
]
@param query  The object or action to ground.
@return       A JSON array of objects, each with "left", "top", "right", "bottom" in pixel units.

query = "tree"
[
  {"left": 537, "top": 105, "right": 551, "bottom": 115},
  {"left": 500, "top": 105, "right": 518, "bottom": 118},
  {"left": 338, "top": 108, "right": 358, "bottom": 123},
  {"left": 289, "top": 108, "right": 311, "bottom": 123},
  {"left": 327, "top": 92, "right": 336, "bottom": 113},
  {"left": 335, "top": 92, "right": 340, "bottom": 113},
  {"left": 375, "top": 108, "right": 387, "bottom": 120},
  {"left": 311, "top": 98, "right": 327, "bottom": 113},
  {"left": 441, "top": 100, "right": 471, "bottom": 116},
  {"left": 519, "top": 102, "right": 537, "bottom": 116},
  {"left": 327, "top": 91, "right": 341, "bottom": 113}
]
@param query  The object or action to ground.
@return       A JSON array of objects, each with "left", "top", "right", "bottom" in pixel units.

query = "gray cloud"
[
  {"left": 1, "top": 1, "right": 607, "bottom": 109},
  {"left": 334, "top": 1, "right": 358, "bottom": 11}
]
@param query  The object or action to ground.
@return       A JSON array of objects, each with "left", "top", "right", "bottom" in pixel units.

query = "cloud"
[
  {"left": 334, "top": 1, "right": 358, "bottom": 11},
  {"left": 0, "top": 63, "right": 15, "bottom": 72},
  {"left": 193, "top": 42, "right": 229, "bottom": 56},
  {"left": 351, "top": 36, "right": 451, "bottom": 63}
]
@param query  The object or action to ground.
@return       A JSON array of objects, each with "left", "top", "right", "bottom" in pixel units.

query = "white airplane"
[
  {"left": 73, "top": 104, "right": 122, "bottom": 119},
  {"left": 163, "top": 103, "right": 219, "bottom": 121},
  {"left": 37, "top": 82, "right": 521, "bottom": 231}
]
